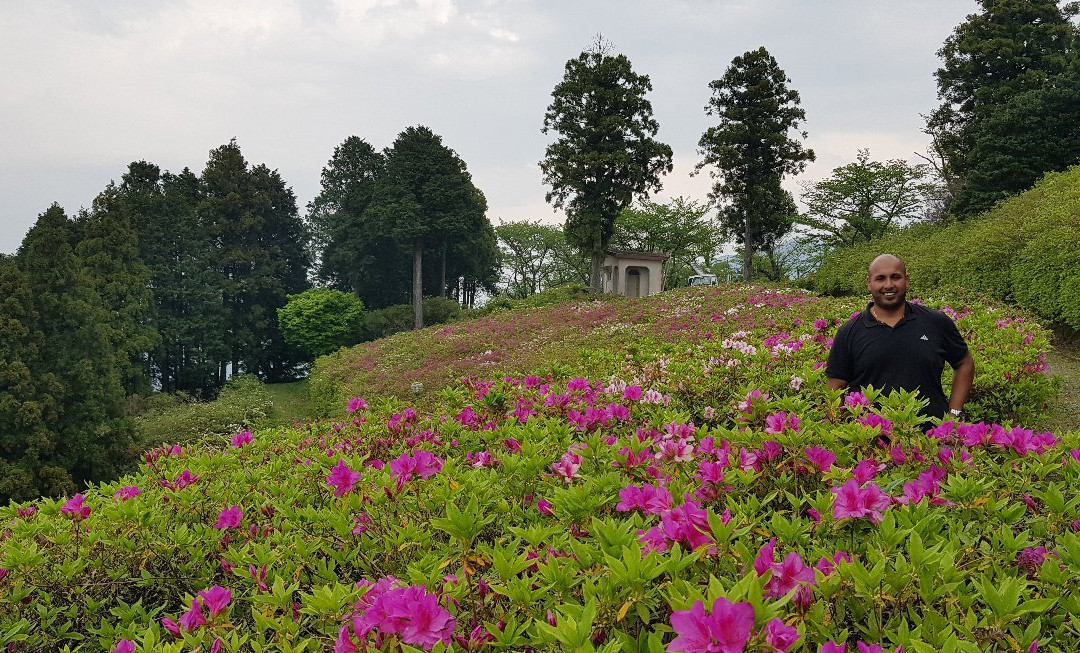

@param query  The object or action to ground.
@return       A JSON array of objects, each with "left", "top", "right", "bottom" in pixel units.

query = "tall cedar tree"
[
  {"left": 697, "top": 47, "right": 814, "bottom": 282},
  {"left": 15, "top": 205, "right": 135, "bottom": 492},
  {"left": 927, "top": 0, "right": 1080, "bottom": 216},
  {"left": 0, "top": 257, "right": 67, "bottom": 503},
  {"left": 75, "top": 189, "right": 159, "bottom": 395},
  {"left": 121, "top": 162, "right": 227, "bottom": 395},
  {"left": 198, "top": 141, "right": 311, "bottom": 382},
  {"left": 308, "top": 137, "right": 410, "bottom": 308},
  {"left": 541, "top": 40, "right": 673, "bottom": 292},
  {"left": 366, "top": 126, "right": 488, "bottom": 328}
]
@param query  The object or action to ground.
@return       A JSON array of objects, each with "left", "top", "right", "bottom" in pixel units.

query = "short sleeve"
[
  {"left": 825, "top": 323, "right": 853, "bottom": 381},
  {"left": 940, "top": 313, "right": 969, "bottom": 367}
]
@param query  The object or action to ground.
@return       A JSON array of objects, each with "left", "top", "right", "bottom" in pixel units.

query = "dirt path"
[{"left": 1046, "top": 330, "right": 1080, "bottom": 432}]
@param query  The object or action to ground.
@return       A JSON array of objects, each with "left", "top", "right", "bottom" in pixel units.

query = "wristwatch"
[{"left": 948, "top": 408, "right": 963, "bottom": 420}]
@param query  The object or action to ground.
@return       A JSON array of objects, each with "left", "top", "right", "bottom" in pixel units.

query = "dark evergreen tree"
[
  {"left": 0, "top": 257, "right": 67, "bottom": 503},
  {"left": 697, "top": 46, "right": 814, "bottom": 281},
  {"left": 927, "top": 0, "right": 1080, "bottom": 216},
  {"left": 367, "top": 126, "right": 487, "bottom": 328},
  {"left": 16, "top": 205, "right": 135, "bottom": 490},
  {"left": 75, "top": 188, "right": 159, "bottom": 395},
  {"left": 540, "top": 38, "right": 673, "bottom": 292},
  {"left": 198, "top": 141, "right": 311, "bottom": 381}
]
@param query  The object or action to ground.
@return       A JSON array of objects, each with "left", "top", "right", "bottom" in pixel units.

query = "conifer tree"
[
  {"left": 697, "top": 46, "right": 814, "bottom": 281},
  {"left": 541, "top": 39, "right": 673, "bottom": 292}
]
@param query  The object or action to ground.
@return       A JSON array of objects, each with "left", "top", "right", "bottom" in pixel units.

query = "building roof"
[{"left": 605, "top": 250, "right": 672, "bottom": 262}]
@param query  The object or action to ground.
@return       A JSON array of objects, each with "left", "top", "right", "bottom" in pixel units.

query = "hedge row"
[{"left": 812, "top": 165, "right": 1080, "bottom": 329}]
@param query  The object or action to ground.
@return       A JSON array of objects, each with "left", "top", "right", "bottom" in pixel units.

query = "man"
[{"left": 826, "top": 254, "right": 975, "bottom": 421}]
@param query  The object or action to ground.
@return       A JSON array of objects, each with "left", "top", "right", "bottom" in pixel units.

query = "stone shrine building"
[{"left": 602, "top": 251, "right": 670, "bottom": 298}]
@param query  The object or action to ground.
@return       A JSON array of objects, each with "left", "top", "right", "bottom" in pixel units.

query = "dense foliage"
[
  {"left": 697, "top": 46, "right": 814, "bottom": 282},
  {"left": 277, "top": 289, "right": 366, "bottom": 359},
  {"left": 927, "top": 0, "right": 1080, "bottom": 216},
  {"left": 540, "top": 39, "right": 673, "bottom": 292},
  {"left": 812, "top": 164, "right": 1080, "bottom": 331},
  {"left": 0, "top": 286, "right": 1066, "bottom": 652}
]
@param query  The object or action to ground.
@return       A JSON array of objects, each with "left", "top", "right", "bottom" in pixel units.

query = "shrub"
[
  {"left": 811, "top": 164, "right": 1080, "bottom": 328},
  {"left": 357, "top": 297, "right": 465, "bottom": 342},
  {"left": 277, "top": 288, "right": 365, "bottom": 358},
  {"left": 133, "top": 375, "right": 273, "bottom": 448}
]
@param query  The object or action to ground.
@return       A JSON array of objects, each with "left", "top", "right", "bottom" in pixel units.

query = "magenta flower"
[
  {"left": 767, "top": 552, "right": 815, "bottom": 598},
  {"left": 178, "top": 597, "right": 206, "bottom": 631},
  {"left": 114, "top": 486, "right": 140, "bottom": 501},
  {"left": 831, "top": 479, "right": 892, "bottom": 523},
  {"left": 668, "top": 596, "right": 755, "bottom": 653},
  {"left": 336, "top": 626, "right": 359, "bottom": 652},
  {"left": 60, "top": 494, "right": 91, "bottom": 520},
  {"left": 198, "top": 585, "right": 231, "bottom": 617},
  {"left": 214, "top": 505, "right": 243, "bottom": 530},
  {"left": 623, "top": 385, "right": 643, "bottom": 401},
  {"left": 820, "top": 643, "right": 847, "bottom": 653},
  {"left": 231, "top": 430, "right": 254, "bottom": 448},
  {"left": 396, "top": 590, "right": 457, "bottom": 649},
  {"left": 412, "top": 450, "right": 443, "bottom": 478},
  {"left": 804, "top": 446, "right": 836, "bottom": 472},
  {"left": 617, "top": 483, "right": 673, "bottom": 515},
  {"left": 851, "top": 459, "right": 885, "bottom": 484},
  {"left": 764, "top": 618, "right": 800, "bottom": 652},
  {"left": 754, "top": 538, "right": 777, "bottom": 576},
  {"left": 16, "top": 505, "right": 35, "bottom": 518},
  {"left": 536, "top": 498, "right": 554, "bottom": 515},
  {"left": 346, "top": 396, "right": 368, "bottom": 412},
  {"left": 327, "top": 458, "right": 362, "bottom": 497},
  {"left": 161, "top": 617, "right": 181, "bottom": 636},
  {"left": 172, "top": 469, "right": 199, "bottom": 489},
  {"left": 111, "top": 639, "right": 135, "bottom": 653},
  {"left": 844, "top": 391, "right": 869, "bottom": 411},
  {"left": 551, "top": 450, "right": 583, "bottom": 483}
]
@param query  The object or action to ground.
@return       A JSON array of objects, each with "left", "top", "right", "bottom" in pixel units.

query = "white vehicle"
[{"left": 688, "top": 274, "right": 718, "bottom": 287}]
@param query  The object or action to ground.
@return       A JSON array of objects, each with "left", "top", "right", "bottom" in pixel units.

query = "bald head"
[{"left": 868, "top": 254, "right": 906, "bottom": 277}]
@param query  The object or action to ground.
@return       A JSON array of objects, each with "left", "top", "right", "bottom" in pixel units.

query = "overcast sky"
[{"left": 0, "top": 0, "right": 975, "bottom": 255}]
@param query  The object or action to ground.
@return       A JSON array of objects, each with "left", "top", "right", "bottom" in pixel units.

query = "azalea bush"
[{"left": 1, "top": 286, "right": 1073, "bottom": 652}]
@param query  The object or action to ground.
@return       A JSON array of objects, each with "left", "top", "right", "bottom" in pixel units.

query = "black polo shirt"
[{"left": 826, "top": 302, "right": 969, "bottom": 418}]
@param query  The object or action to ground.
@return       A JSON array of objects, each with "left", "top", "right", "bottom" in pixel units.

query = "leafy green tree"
[
  {"left": 797, "top": 149, "right": 936, "bottom": 249},
  {"left": 0, "top": 257, "right": 67, "bottom": 503},
  {"left": 16, "top": 204, "right": 135, "bottom": 491},
  {"left": 366, "top": 126, "right": 487, "bottom": 328},
  {"left": 75, "top": 189, "right": 159, "bottom": 395},
  {"left": 610, "top": 197, "right": 721, "bottom": 289},
  {"left": 277, "top": 288, "right": 364, "bottom": 358},
  {"left": 495, "top": 220, "right": 565, "bottom": 298},
  {"left": 198, "top": 141, "right": 311, "bottom": 382},
  {"left": 540, "top": 39, "right": 673, "bottom": 292},
  {"left": 927, "top": 0, "right": 1080, "bottom": 216},
  {"left": 308, "top": 137, "right": 409, "bottom": 307},
  {"left": 697, "top": 46, "right": 814, "bottom": 281}
]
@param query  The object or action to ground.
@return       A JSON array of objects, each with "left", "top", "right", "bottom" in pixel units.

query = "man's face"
[{"left": 867, "top": 259, "right": 908, "bottom": 310}]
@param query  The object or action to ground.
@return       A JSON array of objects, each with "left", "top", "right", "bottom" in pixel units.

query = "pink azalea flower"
[
  {"left": 668, "top": 596, "right": 755, "bottom": 653},
  {"left": 335, "top": 626, "right": 359, "bottom": 653},
  {"left": 198, "top": 585, "right": 231, "bottom": 617},
  {"left": 551, "top": 450, "right": 583, "bottom": 483},
  {"left": 820, "top": 643, "right": 847, "bottom": 653},
  {"left": 844, "top": 391, "right": 869, "bottom": 411},
  {"left": 231, "top": 430, "right": 254, "bottom": 448},
  {"left": 178, "top": 597, "right": 206, "bottom": 631},
  {"left": 767, "top": 552, "right": 815, "bottom": 598},
  {"left": 111, "top": 639, "right": 135, "bottom": 653},
  {"left": 804, "top": 446, "right": 836, "bottom": 472},
  {"left": 764, "top": 618, "right": 800, "bottom": 652},
  {"left": 214, "top": 506, "right": 243, "bottom": 530},
  {"left": 832, "top": 478, "right": 892, "bottom": 523},
  {"left": 346, "top": 396, "right": 368, "bottom": 413},
  {"left": 412, "top": 451, "right": 443, "bottom": 479},
  {"left": 852, "top": 459, "right": 885, "bottom": 484},
  {"left": 536, "top": 498, "right": 554, "bottom": 516},
  {"left": 161, "top": 617, "right": 181, "bottom": 636},
  {"left": 173, "top": 469, "right": 199, "bottom": 489},
  {"left": 327, "top": 458, "right": 362, "bottom": 497},
  {"left": 114, "top": 486, "right": 140, "bottom": 501},
  {"left": 754, "top": 538, "right": 777, "bottom": 576},
  {"left": 623, "top": 385, "right": 643, "bottom": 401},
  {"left": 60, "top": 494, "right": 91, "bottom": 520}
]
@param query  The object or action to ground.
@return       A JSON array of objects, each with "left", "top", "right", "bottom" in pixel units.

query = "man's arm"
[
  {"left": 826, "top": 377, "right": 847, "bottom": 391},
  {"left": 948, "top": 353, "right": 975, "bottom": 411}
]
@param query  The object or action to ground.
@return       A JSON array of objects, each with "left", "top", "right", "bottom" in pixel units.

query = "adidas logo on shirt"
[{"left": 920, "top": 334, "right": 929, "bottom": 341}]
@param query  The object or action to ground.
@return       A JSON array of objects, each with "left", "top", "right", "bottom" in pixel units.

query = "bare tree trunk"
[
  {"left": 742, "top": 208, "right": 753, "bottom": 283},
  {"left": 590, "top": 252, "right": 604, "bottom": 293},
  {"left": 439, "top": 241, "right": 447, "bottom": 298},
  {"left": 413, "top": 237, "right": 424, "bottom": 330}
]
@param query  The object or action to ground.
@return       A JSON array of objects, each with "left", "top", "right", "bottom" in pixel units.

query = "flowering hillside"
[{"left": 1, "top": 286, "right": 1075, "bottom": 652}]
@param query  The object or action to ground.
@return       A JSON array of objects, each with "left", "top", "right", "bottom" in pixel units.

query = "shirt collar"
[{"left": 861, "top": 301, "right": 915, "bottom": 327}]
